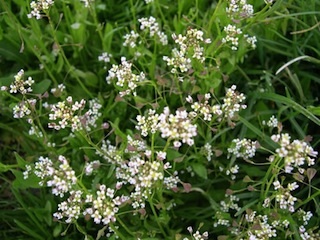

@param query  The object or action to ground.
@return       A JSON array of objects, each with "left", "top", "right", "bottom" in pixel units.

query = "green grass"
[{"left": 1, "top": 0, "right": 320, "bottom": 239}]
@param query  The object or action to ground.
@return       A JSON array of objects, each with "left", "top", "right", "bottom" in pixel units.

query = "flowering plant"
[{"left": 0, "top": 0, "right": 319, "bottom": 239}]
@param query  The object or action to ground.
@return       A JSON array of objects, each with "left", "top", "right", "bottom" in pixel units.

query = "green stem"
[
  {"left": 148, "top": 196, "right": 167, "bottom": 237},
  {"left": 47, "top": 15, "right": 93, "bottom": 98},
  {"left": 113, "top": 218, "right": 134, "bottom": 237}
]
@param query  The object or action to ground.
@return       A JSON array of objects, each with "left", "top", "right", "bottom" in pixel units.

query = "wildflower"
[
  {"left": 220, "top": 194, "right": 241, "bottom": 212},
  {"left": 271, "top": 133, "right": 318, "bottom": 173},
  {"left": 28, "top": 125, "right": 43, "bottom": 138},
  {"left": 9, "top": 69, "right": 34, "bottom": 94},
  {"left": 28, "top": 0, "right": 54, "bottom": 19},
  {"left": 115, "top": 154, "right": 164, "bottom": 209},
  {"left": 53, "top": 190, "right": 83, "bottom": 223},
  {"left": 188, "top": 93, "right": 222, "bottom": 121},
  {"left": 226, "top": 0, "right": 254, "bottom": 20},
  {"left": 136, "top": 107, "right": 197, "bottom": 147},
  {"left": 273, "top": 181, "right": 298, "bottom": 212},
  {"left": 222, "top": 24, "right": 242, "bottom": 51},
  {"left": 83, "top": 185, "right": 121, "bottom": 225},
  {"left": 228, "top": 138, "right": 257, "bottom": 159},
  {"left": 106, "top": 57, "right": 146, "bottom": 97},
  {"left": 138, "top": 16, "right": 168, "bottom": 45},
  {"left": 244, "top": 35, "right": 257, "bottom": 49},
  {"left": 163, "top": 172, "right": 180, "bottom": 190},
  {"left": 51, "top": 83, "right": 66, "bottom": 97},
  {"left": 222, "top": 85, "right": 247, "bottom": 123},
  {"left": 226, "top": 164, "right": 239, "bottom": 180},
  {"left": 123, "top": 30, "right": 140, "bottom": 48},
  {"left": 186, "top": 226, "right": 209, "bottom": 240},
  {"left": 298, "top": 209, "right": 313, "bottom": 226},
  {"left": 203, "top": 143, "right": 213, "bottom": 162},
  {"left": 84, "top": 160, "right": 101, "bottom": 175},
  {"left": 48, "top": 97, "right": 101, "bottom": 131},
  {"left": 98, "top": 52, "right": 112, "bottom": 63},
  {"left": 262, "top": 115, "right": 278, "bottom": 129},
  {"left": 24, "top": 155, "right": 77, "bottom": 197},
  {"left": 163, "top": 28, "right": 210, "bottom": 74},
  {"left": 12, "top": 99, "right": 36, "bottom": 119}
]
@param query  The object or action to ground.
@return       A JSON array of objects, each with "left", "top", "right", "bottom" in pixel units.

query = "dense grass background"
[{"left": 1, "top": 0, "right": 320, "bottom": 239}]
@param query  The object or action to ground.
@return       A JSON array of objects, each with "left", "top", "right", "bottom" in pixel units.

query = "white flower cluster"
[
  {"left": 28, "top": 0, "right": 54, "bottom": 19},
  {"left": 122, "top": 17, "right": 167, "bottom": 49},
  {"left": 51, "top": 83, "right": 66, "bottom": 97},
  {"left": 138, "top": 16, "right": 168, "bottom": 45},
  {"left": 271, "top": 133, "right": 318, "bottom": 173},
  {"left": 24, "top": 156, "right": 125, "bottom": 226},
  {"left": 163, "top": 172, "right": 180, "bottom": 190},
  {"left": 214, "top": 194, "right": 240, "bottom": 228},
  {"left": 226, "top": 164, "right": 239, "bottom": 180},
  {"left": 222, "top": 85, "right": 247, "bottom": 121},
  {"left": 297, "top": 209, "right": 313, "bottom": 226},
  {"left": 223, "top": 1, "right": 257, "bottom": 50},
  {"left": 106, "top": 57, "right": 146, "bottom": 97},
  {"left": 98, "top": 52, "right": 112, "bottom": 63},
  {"left": 163, "top": 28, "right": 211, "bottom": 74},
  {"left": 226, "top": 0, "right": 254, "bottom": 19},
  {"left": 244, "top": 34, "right": 258, "bottom": 49},
  {"left": 9, "top": 69, "right": 34, "bottom": 94},
  {"left": 186, "top": 93, "right": 222, "bottom": 121},
  {"left": 84, "top": 160, "right": 101, "bottom": 175},
  {"left": 222, "top": 25, "right": 257, "bottom": 51},
  {"left": 222, "top": 24, "right": 243, "bottom": 51},
  {"left": 144, "top": 0, "right": 154, "bottom": 4},
  {"left": 203, "top": 143, "right": 213, "bottom": 162},
  {"left": 81, "top": 98, "right": 102, "bottom": 131},
  {"left": 48, "top": 97, "right": 101, "bottom": 131},
  {"left": 246, "top": 214, "right": 277, "bottom": 239},
  {"left": 228, "top": 138, "right": 257, "bottom": 159},
  {"left": 24, "top": 155, "right": 77, "bottom": 197},
  {"left": 53, "top": 190, "right": 82, "bottom": 223},
  {"left": 273, "top": 180, "right": 298, "bottom": 212},
  {"left": 126, "top": 135, "right": 147, "bottom": 153},
  {"left": 136, "top": 107, "right": 197, "bottom": 147},
  {"left": 116, "top": 155, "right": 164, "bottom": 209},
  {"left": 12, "top": 99, "right": 36, "bottom": 119},
  {"left": 186, "top": 85, "right": 246, "bottom": 126},
  {"left": 184, "top": 226, "right": 209, "bottom": 240},
  {"left": 96, "top": 139, "right": 121, "bottom": 164},
  {"left": 123, "top": 30, "right": 140, "bottom": 48},
  {"left": 96, "top": 139, "right": 180, "bottom": 209},
  {"left": 262, "top": 115, "right": 279, "bottom": 129},
  {"left": 82, "top": 185, "right": 124, "bottom": 225},
  {"left": 48, "top": 96, "right": 86, "bottom": 130},
  {"left": 220, "top": 194, "right": 241, "bottom": 212},
  {"left": 28, "top": 125, "right": 44, "bottom": 138}
]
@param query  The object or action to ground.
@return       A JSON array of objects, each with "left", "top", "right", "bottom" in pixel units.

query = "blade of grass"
[{"left": 254, "top": 92, "right": 320, "bottom": 126}]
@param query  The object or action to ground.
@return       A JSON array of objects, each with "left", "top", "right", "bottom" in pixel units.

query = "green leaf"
[
  {"left": 32, "top": 79, "right": 52, "bottom": 94},
  {"left": 307, "top": 106, "right": 320, "bottom": 116},
  {"left": 0, "top": 162, "right": 18, "bottom": 172},
  {"left": 73, "top": 69, "right": 98, "bottom": 87},
  {"left": 53, "top": 224, "right": 63, "bottom": 238},
  {"left": 255, "top": 92, "right": 320, "bottom": 126},
  {"left": 11, "top": 169, "right": 41, "bottom": 189},
  {"left": 44, "top": 201, "right": 53, "bottom": 226},
  {"left": 191, "top": 162, "right": 208, "bottom": 179},
  {"left": 14, "top": 152, "right": 27, "bottom": 167},
  {"left": 14, "top": 219, "right": 44, "bottom": 240}
]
